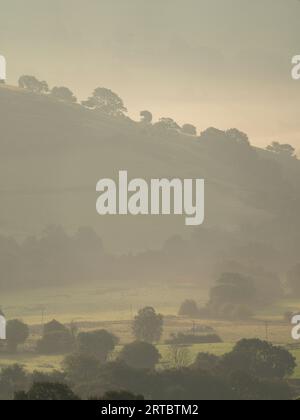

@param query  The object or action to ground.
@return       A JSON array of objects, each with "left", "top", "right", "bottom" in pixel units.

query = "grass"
[
  {"left": 1, "top": 282, "right": 209, "bottom": 325},
  {"left": 1, "top": 283, "right": 300, "bottom": 377},
  {"left": 0, "top": 354, "right": 63, "bottom": 373},
  {"left": 0, "top": 343, "right": 233, "bottom": 374}
]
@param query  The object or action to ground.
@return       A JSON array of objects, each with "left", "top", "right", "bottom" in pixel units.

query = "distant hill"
[{"left": 0, "top": 85, "right": 300, "bottom": 274}]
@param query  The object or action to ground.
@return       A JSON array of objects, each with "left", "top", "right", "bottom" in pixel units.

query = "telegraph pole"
[{"left": 265, "top": 321, "right": 269, "bottom": 341}]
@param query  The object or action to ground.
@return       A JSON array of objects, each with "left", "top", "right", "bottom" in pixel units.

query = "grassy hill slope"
[{"left": 0, "top": 85, "right": 299, "bottom": 270}]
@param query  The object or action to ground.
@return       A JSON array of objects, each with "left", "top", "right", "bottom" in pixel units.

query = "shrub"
[
  {"left": 77, "top": 330, "right": 118, "bottom": 363},
  {"left": 6, "top": 320, "right": 29, "bottom": 353},
  {"left": 119, "top": 341, "right": 161, "bottom": 370},
  {"left": 133, "top": 307, "right": 163, "bottom": 343},
  {"left": 15, "top": 382, "right": 80, "bottom": 400},
  {"left": 193, "top": 353, "right": 220, "bottom": 372},
  {"left": 36, "top": 320, "right": 74, "bottom": 355}
]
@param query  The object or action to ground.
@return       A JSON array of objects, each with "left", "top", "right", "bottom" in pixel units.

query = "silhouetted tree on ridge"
[
  {"left": 51, "top": 86, "right": 77, "bottom": 104},
  {"left": 18, "top": 75, "right": 49, "bottom": 94},
  {"left": 82, "top": 87, "right": 127, "bottom": 117},
  {"left": 140, "top": 110, "right": 153, "bottom": 124},
  {"left": 181, "top": 123, "right": 197, "bottom": 136}
]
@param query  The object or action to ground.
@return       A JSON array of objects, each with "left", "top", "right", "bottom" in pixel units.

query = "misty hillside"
[{"left": 0, "top": 84, "right": 300, "bottom": 274}]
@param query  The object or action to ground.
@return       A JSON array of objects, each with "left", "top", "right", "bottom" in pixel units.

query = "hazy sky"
[{"left": 1, "top": 0, "right": 300, "bottom": 148}]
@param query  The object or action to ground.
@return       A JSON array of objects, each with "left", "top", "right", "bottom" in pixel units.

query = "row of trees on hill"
[
  {"left": 18, "top": 75, "right": 199, "bottom": 135},
  {"left": 16, "top": 75, "right": 297, "bottom": 157}
]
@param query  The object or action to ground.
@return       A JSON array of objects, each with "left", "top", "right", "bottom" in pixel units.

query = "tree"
[
  {"left": 225, "top": 128, "right": 250, "bottom": 146},
  {"left": 51, "top": 86, "right": 77, "bottom": 103},
  {"left": 100, "top": 390, "right": 144, "bottom": 400},
  {"left": 82, "top": 88, "right": 127, "bottom": 116},
  {"left": 140, "top": 110, "right": 153, "bottom": 124},
  {"left": 229, "top": 370, "right": 292, "bottom": 401},
  {"left": 181, "top": 124, "right": 197, "bottom": 136},
  {"left": 18, "top": 75, "right": 49, "bottom": 94},
  {"left": 15, "top": 382, "right": 80, "bottom": 400},
  {"left": 287, "top": 264, "right": 300, "bottom": 296},
  {"left": 266, "top": 142, "right": 296, "bottom": 158},
  {"left": 132, "top": 307, "right": 163, "bottom": 343},
  {"left": 77, "top": 330, "right": 118, "bottom": 363},
  {"left": 119, "top": 341, "right": 161, "bottom": 370},
  {"left": 178, "top": 300, "right": 199, "bottom": 317},
  {"left": 167, "top": 345, "right": 191, "bottom": 368},
  {"left": 63, "top": 353, "right": 101, "bottom": 383},
  {"left": 155, "top": 368, "right": 234, "bottom": 400},
  {"left": 36, "top": 320, "right": 74, "bottom": 355},
  {"left": 221, "top": 339, "right": 296, "bottom": 380},
  {"left": 6, "top": 320, "right": 29, "bottom": 353},
  {"left": 193, "top": 353, "right": 220, "bottom": 372},
  {"left": 0, "top": 364, "right": 28, "bottom": 400},
  {"left": 154, "top": 118, "right": 180, "bottom": 131},
  {"left": 31, "top": 370, "right": 67, "bottom": 385}
]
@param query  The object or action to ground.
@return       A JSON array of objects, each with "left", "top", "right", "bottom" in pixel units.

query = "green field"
[{"left": 1, "top": 282, "right": 300, "bottom": 378}]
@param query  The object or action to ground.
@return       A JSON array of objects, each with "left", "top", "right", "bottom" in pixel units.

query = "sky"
[{"left": 1, "top": 0, "right": 300, "bottom": 148}]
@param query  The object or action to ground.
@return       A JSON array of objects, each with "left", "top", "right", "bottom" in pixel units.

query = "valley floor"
[{"left": 1, "top": 283, "right": 300, "bottom": 377}]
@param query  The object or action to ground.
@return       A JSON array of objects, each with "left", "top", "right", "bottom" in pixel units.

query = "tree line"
[
  {"left": 16, "top": 74, "right": 297, "bottom": 157},
  {"left": 0, "top": 337, "right": 297, "bottom": 400}
]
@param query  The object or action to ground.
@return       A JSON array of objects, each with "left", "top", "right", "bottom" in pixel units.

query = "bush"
[
  {"left": 193, "top": 353, "right": 220, "bottom": 372},
  {"left": 119, "top": 341, "right": 161, "bottom": 370},
  {"left": 133, "top": 307, "right": 163, "bottom": 343},
  {"left": 167, "top": 345, "right": 191, "bottom": 368},
  {"left": 6, "top": 320, "right": 29, "bottom": 353},
  {"left": 37, "top": 330, "right": 75, "bottom": 355},
  {"left": 15, "top": 382, "right": 80, "bottom": 400},
  {"left": 221, "top": 339, "right": 296, "bottom": 380},
  {"left": 77, "top": 330, "right": 118, "bottom": 363},
  {"left": 36, "top": 320, "right": 74, "bottom": 355},
  {"left": 0, "top": 364, "right": 28, "bottom": 400},
  {"left": 63, "top": 353, "right": 102, "bottom": 383},
  {"left": 229, "top": 370, "right": 293, "bottom": 401},
  {"left": 100, "top": 390, "right": 144, "bottom": 400}
]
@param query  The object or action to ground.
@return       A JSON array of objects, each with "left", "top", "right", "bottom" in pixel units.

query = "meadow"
[{"left": 1, "top": 282, "right": 300, "bottom": 378}]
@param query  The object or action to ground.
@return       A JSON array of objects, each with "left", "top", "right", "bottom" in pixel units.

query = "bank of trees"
[
  {"left": 1, "top": 306, "right": 297, "bottom": 400},
  {"left": 178, "top": 269, "right": 284, "bottom": 322},
  {"left": 1, "top": 338, "right": 296, "bottom": 401},
  {"left": 17, "top": 74, "right": 201, "bottom": 135}
]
